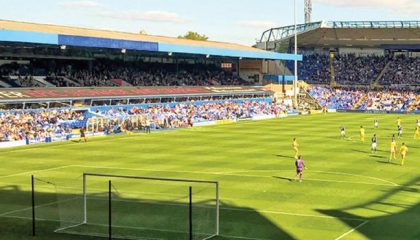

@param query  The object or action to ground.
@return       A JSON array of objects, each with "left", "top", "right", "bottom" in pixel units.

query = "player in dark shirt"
[
  {"left": 371, "top": 134, "right": 377, "bottom": 153},
  {"left": 397, "top": 125, "right": 403, "bottom": 138},
  {"left": 295, "top": 155, "right": 306, "bottom": 182},
  {"left": 340, "top": 126, "right": 346, "bottom": 139},
  {"left": 79, "top": 128, "right": 87, "bottom": 142}
]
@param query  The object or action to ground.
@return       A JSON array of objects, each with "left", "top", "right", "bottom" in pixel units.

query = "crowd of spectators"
[
  {"left": 380, "top": 55, "right": 420, "bottom": 85},
  {"left": 0, "top": 64, "right": 45, "bottom": 87},
  {"left": 297, "top": 53, "right": 388, "bottom": 85},
  {"left": 294, "top": 53, "right": 330, "bottom": 84},
  {"left": 2, "top": 53, "right": 419, "bottom": 88},
  {"left": 0, "top": 99, "right": 292, "bottom": 142},
  {"left": 98, "top": 100, "right": 291, "bottom": 131},
  {"left": 363, "top": 91, "right": 417, "bottom": 111},
  {"left": 0, "top": 110, "right": 83, "bottom": 141},
  {"left": 0, "top": 61, "right": 250, "bottom": 88},
  {"left": 309, "top": 86, "right": 418, "bottom": 111},
  {"left": 334, "top": 54, "right": 386, "bottom": 85},
  {"left": 308, "top": 86, "right": 365, "bottom": 109}
]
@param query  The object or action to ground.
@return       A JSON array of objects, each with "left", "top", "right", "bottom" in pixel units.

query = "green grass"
[{"left": 0, "top": 113, "right": 419, "bottom": 240}]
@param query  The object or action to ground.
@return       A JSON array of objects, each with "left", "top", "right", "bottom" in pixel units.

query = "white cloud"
[
  {"left": 97, "top": 10, "right": 191, "bottom": 24},
  {"left": 314, "top": 0, "right": 420, "bottom": 16},
  {"left": 59, "top": 1, "right": 100, "bottom": 8},
  {"left": 238, "top": 20, "right": 276, "bottom": 29}
]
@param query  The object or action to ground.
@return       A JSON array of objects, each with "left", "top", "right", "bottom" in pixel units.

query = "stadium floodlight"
[
  {"left": 168, "top": 52, "right": 173, "bottom": 56},
  {"left": 60, "top": 45, "right": 66, "bottom": 50},
  {"left": 304, "top": 0, "right": 312, "bottom": 24},
  {"left": 121, "top": 49, "right": 126, "bottom": 54},
  {"left": 293, "top": 0, "right": 298, "bottom": 108},
  {"left": 53, "top": 172, "right": 220, "bottom": 240},
  {"left": 206, "top": 54, "right": 210, "bottom": 58}
]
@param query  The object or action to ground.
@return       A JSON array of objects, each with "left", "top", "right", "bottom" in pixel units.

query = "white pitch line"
[
  {"left": 54, "top": 222, "right": 85, "bottom": 233},
  {"left": 0, "top": 165, "right": 76, "bottom": 179},
  {"left": 0, "top": 196, "right": 79, "bottom": 217},
  {"left": 219, "top": 234, "right": 271, "bottom": 240},
  {"left": 220, "top": 169, "right": 400, "bottom": 186},
  {"left": 73, "top": 165, "right": 398, "bottom": 187},
  {"left": 335, "top": 220, "right": 369, "bottom": 240},
  {"left": 311, "top": 170, "right": 399, "bottom": 186},
  {"left": 222, "top": 207, "right": 365, "bottom": 222},
  {"left": 0, "top": 214, "right": 357, "bottom": 240},
  {"left": 85, "top": 196, "right": 365, "bottom": 222},
  {"left": 0, "top": 193, "right": 366, "bottom": 224}
]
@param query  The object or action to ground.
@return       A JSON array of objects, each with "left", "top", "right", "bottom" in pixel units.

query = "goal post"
[{"left": 56, "top": 172, "right": 220, "bottom": 240}]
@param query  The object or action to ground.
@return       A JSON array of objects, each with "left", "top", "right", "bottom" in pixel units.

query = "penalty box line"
[
  {"left": 81, "top": 196, "right": 366, "bottom": 222},
  {"left": 1, "top": 210, "right": 365, "bottom": 240},
  {"left": 334, "top": 220, "right": 369, "bottom": 240},
  {"left": 0, "top": 164, "right": 400, "bottom": 187},
  {"left": 0, "top": 164, "right": 368, "bottom": 222},
  {"left": 0, "top": 196, "right": 80, "bottom": 217},
  {"left": 0, "top": 165, "right": 376, "bottom": 239},
  {"left": 0, "top": 165, "right": 77, "bottom": 179},
  {"left": 0, "top": 191, "right": 366, "bottom": 224},
  {"left": 73, "top": 165, "right": 400, "bottom": 187}
]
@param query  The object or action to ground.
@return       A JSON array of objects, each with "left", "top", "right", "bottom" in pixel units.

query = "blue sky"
[{"left": 0, "top": 0, "right": 419, "bottom": 45}]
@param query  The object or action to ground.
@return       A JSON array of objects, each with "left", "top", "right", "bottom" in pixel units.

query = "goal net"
[{"left": 54, "top": 172, "right": 219, "bottom": 240}]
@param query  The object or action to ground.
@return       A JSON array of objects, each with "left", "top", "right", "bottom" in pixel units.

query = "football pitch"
[{"left": 0, "top": 113, "right": 419, "bottom": 240}]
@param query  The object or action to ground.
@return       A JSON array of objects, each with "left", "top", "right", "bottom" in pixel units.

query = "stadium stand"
[
  {"left": 309, "top": 86, "right": 419, "bottom": 112},
  {"left": 260, "top": 21, "right": 420, "bottom": 87},
  {"left": 296, "top": 53, "right": 330, "bottom": 84},
  {"left": 294, "top": 53, "right": 392, "bottom": 85},
  {"left": 380, "top": 55, "right": 420, "bottom": 85},
  {"left": 0, "top": 60, "right": 249, "bottom": 87},
  {"left": 0, "top": 98, "right": 295, "bottom": 143},
  {"left": 0, "top": 109, "right": 84, "bottom": 142},
  {"left": 308, "top": 86, "right": 366, "bottom": 109},
  {"left": 1, "top": 19, "right": 419, "bottom": 148}
]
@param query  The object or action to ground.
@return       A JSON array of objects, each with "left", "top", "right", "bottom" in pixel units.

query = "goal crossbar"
[
  {"left": 83, "top": 172, "right": 219, "bottom": 184},
  {"left": 82, "top": 172, "right": 220, "bottom": 238}
]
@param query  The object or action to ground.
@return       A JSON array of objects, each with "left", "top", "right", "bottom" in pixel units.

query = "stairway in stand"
[
  {"left": 371, "top": 60, "right": 391, "bottom": 86},
  {"left": 407, "top": 95, "right": 420, "bottom": 112},
  {"left": 353, "top": 93, "right": 367, "bottom": 110}
]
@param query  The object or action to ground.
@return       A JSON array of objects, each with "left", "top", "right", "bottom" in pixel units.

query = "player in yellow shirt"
[
  {"left": 414, "top": 126, "right": 420, "bottom": 139},
  {"left": 359, "top": 126, "right": 365, "bottom": 142},
  {"left": 399, "top": 143, "right": 408, "bottom": 166},
  {"left": 389, "top": 138, "right": 397, "bottom": 163},
  {"left": 397, "top": 117, "right": 401, "bottom": 127},
  {"left": 292, "top": 138, "right": 299, "bottom": 158}
]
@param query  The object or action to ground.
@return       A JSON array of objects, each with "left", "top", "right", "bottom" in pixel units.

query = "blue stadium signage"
[{"left": 58, "top": 35, "right": 158, "bottom": 52}]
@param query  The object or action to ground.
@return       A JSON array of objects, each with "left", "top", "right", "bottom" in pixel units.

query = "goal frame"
[{"left": 81, "top": 172, "right": 220, "bottom": 239}]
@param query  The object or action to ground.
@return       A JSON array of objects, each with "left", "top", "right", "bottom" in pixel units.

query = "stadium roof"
[
  {"left": 257, "top": 21, "right": 420, "bottom": 50},
  {"left": 0, "top": 19, "right": 301, "bottom": 61}
]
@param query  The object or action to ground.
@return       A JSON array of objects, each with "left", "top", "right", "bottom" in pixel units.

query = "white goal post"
[{"left": 76, "top": 172, "right": 220, "bottom": 240}]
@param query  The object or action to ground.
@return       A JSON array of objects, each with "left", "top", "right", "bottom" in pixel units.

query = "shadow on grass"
[
  {"left": 317, "top": 176, "right": 420, "bottom": 239},
  {"left": 0, "top": 176, "right": 297, "bottom": 240},
  {"left": 376, "top": 160, "right": 401, "bottom": 165},
  {"left": 273, "top": 154, "right": 295, "bottom": 159},
  {"left": 409, "top": 145, "right": 420, "bottom": 149},
  {"left": 272, "top": 176, "right": 294, "bottom": 182},
  {"left": 352, "top": 149, "right": 371, "bottom": 154},
  {"left": 353, "top": 149, "right": 388, "bottom": 154}
]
